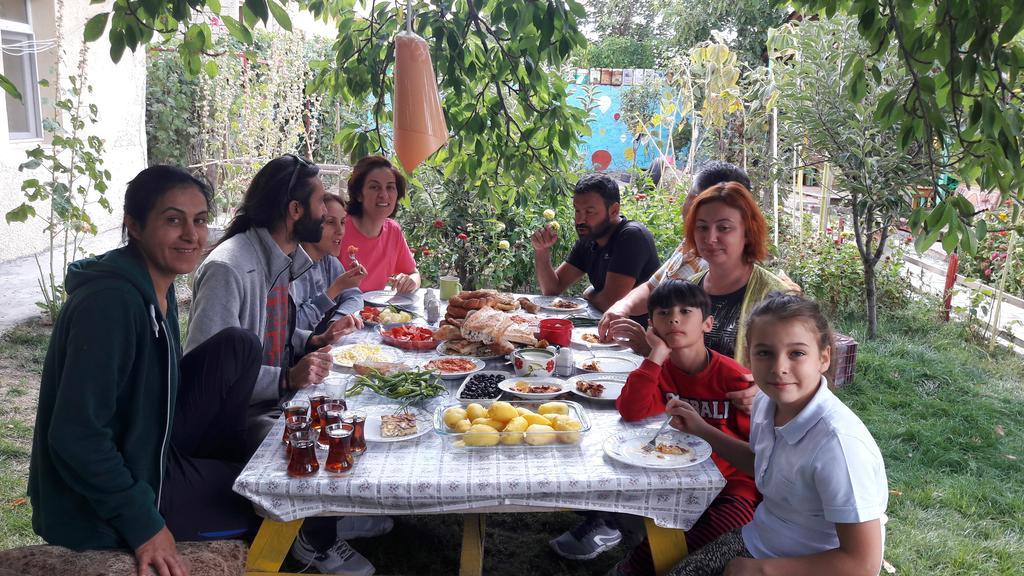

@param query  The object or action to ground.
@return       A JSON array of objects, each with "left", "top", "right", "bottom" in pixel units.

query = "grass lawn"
[{"left": 0, "top": 300, "right": 1021, "bottom": 575}]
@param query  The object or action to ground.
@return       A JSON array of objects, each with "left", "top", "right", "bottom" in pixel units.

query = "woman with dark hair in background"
[
  {"left": 29, "top": 166, "right": 262, "bottom": 576},
  {"left": 340, "top": 156, "right": 421, "bottom": 293}
]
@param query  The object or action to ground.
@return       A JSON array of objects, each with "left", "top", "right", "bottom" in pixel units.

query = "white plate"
[
  {"left": 363, "top": 289, "right": 415, "bottom": 307},
  {"left": 361, "top": 404, "right": 432, "bottom": 443},
  {"left": 532, "top": 295, "right": 589, "bottom": 313},
  {"left": 331, "top": 343, "right": 403, "bottom": 368},
  {"left": 566, "top": 373, "right": 627, "bottom": 402},
  {"left": 574, "top": 351, "right": 643, "bottom": 373},
  {"left": 456, "top": 370, "right": 511, "bottom": 402},
  {"left": 497, "top": 376, "right": 569, "bottom": 399},
  {"left": 421, "top": 356, "right": 486, "bottom": 379},
  {"left": 603, "top": 428, "right": 712, "bottom": 469},
  {"left": 571, "top": 327, "right": 624, "bottom": 349}
]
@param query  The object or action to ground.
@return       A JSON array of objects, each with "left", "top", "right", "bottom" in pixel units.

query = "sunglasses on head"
[{"left": 283, "top": 154, "right": 313, "bottom": 200}]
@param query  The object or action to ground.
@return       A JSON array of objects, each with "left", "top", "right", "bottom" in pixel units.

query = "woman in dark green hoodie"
[{"left": 29, "top": 166, "right": 262, "bottom": 576}]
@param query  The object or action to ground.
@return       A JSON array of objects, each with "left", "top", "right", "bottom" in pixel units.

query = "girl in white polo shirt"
[{"left": 664, "top": 292, "right": 888, "bottom": 576}]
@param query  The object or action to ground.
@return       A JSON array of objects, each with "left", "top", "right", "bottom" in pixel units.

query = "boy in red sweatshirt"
[{"left": 611, "top": 279, "right": 759, "bottom": 575}]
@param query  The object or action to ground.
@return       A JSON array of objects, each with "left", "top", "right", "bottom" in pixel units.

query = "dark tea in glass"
[
  {"left": 287, "top": 429, "right": 319, "bottom": 477},
  {"left": 325, "top": 423, "right": 354, "bottom": 473}
]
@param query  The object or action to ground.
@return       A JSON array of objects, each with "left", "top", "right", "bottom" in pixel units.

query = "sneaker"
[
  {"left": 549, "top": 517, "right": 623, "bottom": 560},
  {"left": 336, "top": 516, "right": 394, "bottom": 539},
  {"left": 290, "top": 532, "right": 376, "bottom": 576}
]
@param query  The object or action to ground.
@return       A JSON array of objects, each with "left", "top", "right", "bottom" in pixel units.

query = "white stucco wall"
[{"left": 0, "top": 0, "right": 146, "bottom": 261}]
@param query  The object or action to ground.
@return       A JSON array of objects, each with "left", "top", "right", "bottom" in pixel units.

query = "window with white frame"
[{"left": 1, "top": 0, "right": 42, "bottom": 140}]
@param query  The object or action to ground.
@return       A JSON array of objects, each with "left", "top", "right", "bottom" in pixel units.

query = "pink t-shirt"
[{"left": 340, "top": 218, "right": 417, "bottom": 291}]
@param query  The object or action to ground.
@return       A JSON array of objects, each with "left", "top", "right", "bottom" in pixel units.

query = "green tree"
[
  {"left": 771, "top": 16, "right": 938, "bottom": 338},
  {"left": 783, "top": 0, "right": 1024, "bottom": 256},
  {"left": 661, "top": 0, "right": 786, "bottom": 65},
  {"left": 581, "top": 36, "right": 657, "bottom": 68},
  {"left": 83, "top": 1, "right": 591, "bottom": 205}
]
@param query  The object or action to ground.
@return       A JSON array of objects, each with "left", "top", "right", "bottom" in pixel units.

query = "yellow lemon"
[
  {"left": 463, "top": 424, "right": 501, "bottom": 446},
  {"left": 488, "top": 401, "right": 518, "bottom": 423},
  {"left": 524, "top": 424, "right": 557, "bottom": 445},
  {"left": 500, "top": 416, "right": 529, "bottom": 445},
  {"left": 443, "top": 406, "right": 468, "bottom": 429},
  {"left": 553, "top": 417, "right": 582, "bottom": 443},
  {"left": 465, "top": 403, "right": 488, "bottom": 421},
  {"left": 538, "top": 402, "right": 569, "bottom": 416},
  {"left": 451, "top": 419, "right": 472, "bottom": 433}
]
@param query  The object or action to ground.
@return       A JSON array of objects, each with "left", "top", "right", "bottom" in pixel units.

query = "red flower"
[
  {"left": 433, "top": 219, "right": 444, "bottom": 228},
  {"left": 984, "top": 268, "right": 993, "bottom": 277},
  {"left": 635, "top": 194, "right": 647, "bottom": 201},
  {"left": 422, "top": 249, "right": 431, "bottom": 256},
  {"left": 457, "top": 233, "right": 468, "bottom": 241},
  {"left": 904, "top": 236, "right": 912, "bottom": 244}
]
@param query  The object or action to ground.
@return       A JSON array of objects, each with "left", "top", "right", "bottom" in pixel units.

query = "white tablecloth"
[{"left": 232, "top": 291, "right": 726, "bottom": 530}]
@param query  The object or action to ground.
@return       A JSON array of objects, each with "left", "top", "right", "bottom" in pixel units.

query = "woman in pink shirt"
[{"left": 340, "top": 156, "right": 421, "bottom": 293}]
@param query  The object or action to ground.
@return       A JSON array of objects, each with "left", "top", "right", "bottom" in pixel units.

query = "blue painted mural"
[{"left": 566, "top": 69, "right": 684, "bottom": 174}]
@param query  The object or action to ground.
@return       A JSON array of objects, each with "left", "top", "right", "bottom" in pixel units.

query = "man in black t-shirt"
[{"left": 532, "top": 174, "right": 660, "bottom": 313}]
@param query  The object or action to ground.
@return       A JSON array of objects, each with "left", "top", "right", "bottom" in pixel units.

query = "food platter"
[
  {"left": 379, "top": 324, "right": 437, "bottom": 351},
  {"left": 496, "top": 376, "right": 568, "bottom": 400},
  {"left": 571, "top": 327, "right": 624, "bottom": 349},
  {"left": 574, "top": 351, "right": 643, "bottom": 373},
  {"left": 603, "top": 428, "right": 712, "bottom": 469},
  {"left": 435, "top": 340, "right": 507, "bottom": 360},
  {"left": 363, "top": 288, "right": 415, "bottom": 307},
  {"left": 566, "top": 373, "right": 627, "bottom": 402},
  {"left": 331, "top": 343, "right": 403, "bottom": 368},
  {"left": 361, "top": 404, "right": 432, "bottom": 443},
  {"left": 531, "top": 295, "right": 589, "bottom": 313},
  {"left": 420, "top": 356, "right": 486, "bottom": 379},
  {"left": 360, "top": 305, "right": 414, "bottom": 325}
]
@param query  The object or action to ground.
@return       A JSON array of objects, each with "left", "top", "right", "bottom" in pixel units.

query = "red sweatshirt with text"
[{"left": 616, "top": 350, "right": 758, "bottom": 502}]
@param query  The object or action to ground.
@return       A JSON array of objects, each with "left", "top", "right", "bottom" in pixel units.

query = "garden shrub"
[
  {"left": 958, "top": 199, "right": 1024, "bottom": 298},
  {"left": 779, "top": 227, "right": 911, "bottom": 318}
]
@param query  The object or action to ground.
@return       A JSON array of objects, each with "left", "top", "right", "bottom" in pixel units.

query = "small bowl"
[{"left": 510, "top": 347, "right": 556, "bottom": 377}]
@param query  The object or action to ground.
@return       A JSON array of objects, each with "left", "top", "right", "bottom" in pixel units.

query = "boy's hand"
[
  {"left": 725, "top": 374, "right": 758, "bottom": 414},
  {"left": 665, "top": 397, "right": 712, "bottom": 437},
  {"left": 644, "top": 327, "right": 670, "bottom": 365}
]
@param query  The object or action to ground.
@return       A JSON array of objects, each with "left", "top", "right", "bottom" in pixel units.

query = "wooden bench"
[{"left": 0, "top": 540, "right": 248, "bottom": 576}]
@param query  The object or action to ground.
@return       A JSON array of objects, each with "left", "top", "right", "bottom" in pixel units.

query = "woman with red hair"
[{"left": 600, "top": 180, "right": 788, "bottom": 364}]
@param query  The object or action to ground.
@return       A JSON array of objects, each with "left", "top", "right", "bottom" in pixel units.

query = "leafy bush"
[
  {"left": 779, "top": 227, "right": 911, "bottom": 317},
  {"left": 958, "top": 200, "right": 1024, "bottom": 297}
]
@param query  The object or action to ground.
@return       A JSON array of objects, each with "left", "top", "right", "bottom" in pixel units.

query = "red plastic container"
[{"left": 538, "top": 318, "right": 573, "bottom": 347}]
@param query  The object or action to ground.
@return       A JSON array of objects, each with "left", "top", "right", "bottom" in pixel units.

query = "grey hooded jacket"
[{"left": 185, "top": 227, "right": 313, "bottom": 404}]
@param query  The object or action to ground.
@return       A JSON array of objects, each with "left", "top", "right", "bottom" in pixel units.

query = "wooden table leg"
[
  {"left": 458, "top": 513, "right": 486, "bottom": 576},
  {"left": 645, "top": 517, "right": 687, "bottom": 576},
  {"left": 246, "top": 518, "right": 303, "bottom": 576}
]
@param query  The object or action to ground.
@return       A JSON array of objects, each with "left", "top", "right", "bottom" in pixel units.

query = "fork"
[{"left": 641, "top": 393, "right": 679, "bottom": 453}]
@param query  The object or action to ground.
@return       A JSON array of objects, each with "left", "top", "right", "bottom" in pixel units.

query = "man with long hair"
[{"left": 185, "top": 156, "right": 382, "bottom": 575}]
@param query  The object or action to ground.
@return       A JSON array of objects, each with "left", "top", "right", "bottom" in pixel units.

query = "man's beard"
[
  {"left": 576, "top": 215, "right": 614, "bottom": 241},
  {"left": 294, "top": 209, "right": 324, "bottom": 243}
]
